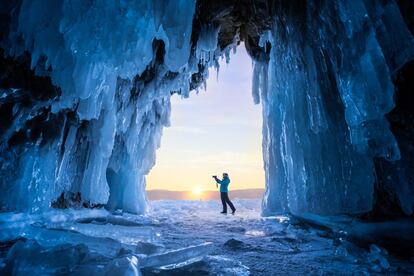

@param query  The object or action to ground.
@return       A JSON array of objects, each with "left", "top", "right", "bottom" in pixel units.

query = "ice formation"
[
  {"left": 1, "top": 0, "right": 414, "bottom": 216},
  {"left": 3, "top": 199, "right": 413, "bottom": 274},
  {"left": 257, "top": 0, "right": 414, "bottom": 215},
  {"left": 1, "top": 0, "right": 197, "bottom": 213},
  {"left": 0, "top": 207, "right": 215, "bottom": 274}
]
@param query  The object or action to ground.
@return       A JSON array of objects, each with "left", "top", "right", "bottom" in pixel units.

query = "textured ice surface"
[
  {"left": 0, "top": 205, "right": 213, "bottom": 275},
  {"left": 3, "top": 200, "right": 413, "bottom": 275},
  {"left": 1, "top": 0, "right": 196, "bottom": 213},
  {"left": 258, "top": 0, "right": 414, "bottom": 215}
]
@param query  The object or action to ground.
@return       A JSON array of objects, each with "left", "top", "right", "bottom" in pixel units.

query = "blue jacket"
[{"left": 216, "top": 177, "right": 230, "bottom": 192}]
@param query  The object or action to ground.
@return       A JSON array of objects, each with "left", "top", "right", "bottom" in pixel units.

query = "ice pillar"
[{"left": 258, "top": 0, "right": 414, "bottom": 215}]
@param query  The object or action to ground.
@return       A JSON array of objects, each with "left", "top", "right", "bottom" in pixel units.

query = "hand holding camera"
[{"left": 212, "top": 175, "right": 218, "bottom": 188}]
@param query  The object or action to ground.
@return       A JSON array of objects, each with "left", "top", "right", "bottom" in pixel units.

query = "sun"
[{"left": 192, "top": 187, "right": 203, "bottom": 196}]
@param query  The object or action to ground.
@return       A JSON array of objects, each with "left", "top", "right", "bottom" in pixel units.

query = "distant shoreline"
[{"left": 147, "top": 188, "right": 264, "bottom": 200}]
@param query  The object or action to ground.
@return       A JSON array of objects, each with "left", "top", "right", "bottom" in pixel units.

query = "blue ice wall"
[
  {"left": 1, "top": 0, "right": 413, "bottom": 216},
  {"left": 256, "top": 0, "right": 414, "bottom": 215},
  {"left": 0, "top": 0, "right": 196, "bottom": 213}
]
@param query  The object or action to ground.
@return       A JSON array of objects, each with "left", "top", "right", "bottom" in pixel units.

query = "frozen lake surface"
[{"left": 1, "top": 199, "right": 413, "bottom": 275}]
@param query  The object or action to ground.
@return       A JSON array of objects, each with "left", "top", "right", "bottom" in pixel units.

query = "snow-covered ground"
[{"left": 1, "top": 199, "right": 413, "bottom": 275}]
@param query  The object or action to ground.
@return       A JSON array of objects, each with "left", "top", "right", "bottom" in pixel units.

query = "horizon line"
[{"left": 147, "top": 188, "right": 265, "bottom": 192}]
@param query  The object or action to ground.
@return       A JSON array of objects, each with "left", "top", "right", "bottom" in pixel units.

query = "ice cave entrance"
[{"left": 146, "top": 44, "right": 265, "bottom": 201}]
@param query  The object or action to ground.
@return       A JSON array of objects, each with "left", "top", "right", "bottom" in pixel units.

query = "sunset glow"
[
  {"left": 192, "top": 187, "right": 203, "bottom": 196},
  {"left": 146, "top": 44, "right": 265, "bottom": 192}
]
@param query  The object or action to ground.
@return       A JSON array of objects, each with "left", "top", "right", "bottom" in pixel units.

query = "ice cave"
[{"left": 1, "top": 0, "right": 414, "bottom": 275}]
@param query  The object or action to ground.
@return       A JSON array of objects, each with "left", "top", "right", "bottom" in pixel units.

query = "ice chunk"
[
  {"left": 368, "top": 244, "right": 390, "bottom": 272},
  {"left": 103, "top": 256, "right": 142, "bottom": 276},
  {"left": 0, "top": 209, "right": 161, "bottom": 257},
  {"left": 293, "top": 212, "right": 414, "bottom": 255},
  {"left": 54, "top": 223, "right": 158, "bottom": 246},
  {"left": 1, "top": 240, "right": 95, "bottom": 275},
  {"left": 17, "top": 226, "right": 128, "bottom": 257},
  {"left": 139, "top": 242, "right": 214, "bottom": 269}
]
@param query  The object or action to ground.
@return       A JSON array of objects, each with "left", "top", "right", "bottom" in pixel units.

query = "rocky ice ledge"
[
  {"left": 0, "top": 205, "right": 214, "bottom": 274},
  {"left": 1, "top": 199, "right": 414, "bottom": 274}
]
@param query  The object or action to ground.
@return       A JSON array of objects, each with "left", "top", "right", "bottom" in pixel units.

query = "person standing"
[{"left": 213, "top": 173, "right": 236, "bottom": 214}]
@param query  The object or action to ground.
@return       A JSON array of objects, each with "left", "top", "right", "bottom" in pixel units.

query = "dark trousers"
[{"left": 220, "top": 192, "right": 235, "bottom": 213}]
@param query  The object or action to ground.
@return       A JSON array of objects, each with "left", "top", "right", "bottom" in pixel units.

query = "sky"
[{"left": 146, "top": 44, "right": 265, "bottom": 192}]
